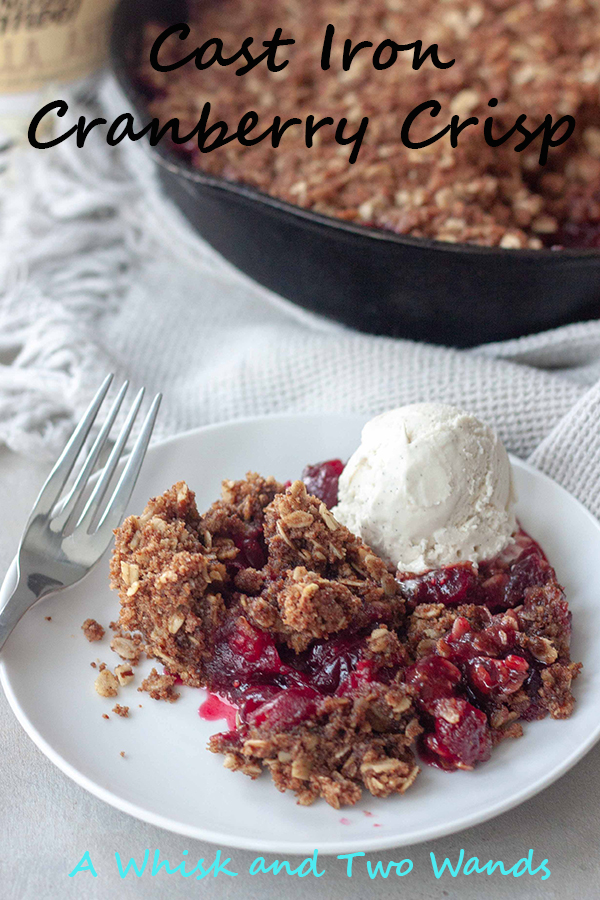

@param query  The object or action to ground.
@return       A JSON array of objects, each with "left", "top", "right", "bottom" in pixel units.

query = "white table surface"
[{"left": 1, "top": 446, "right": 599, "bottom": 900}]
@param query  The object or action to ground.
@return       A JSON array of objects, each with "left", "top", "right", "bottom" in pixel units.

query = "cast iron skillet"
[{"left": 110, "top": 0, "right": 600, "bottom": 347}]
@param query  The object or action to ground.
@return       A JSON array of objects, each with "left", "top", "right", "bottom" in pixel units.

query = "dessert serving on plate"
[{"left": 110, "top": 405, "right": 581, "bottom": 808}]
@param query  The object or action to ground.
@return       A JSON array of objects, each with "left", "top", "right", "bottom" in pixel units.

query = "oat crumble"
[
  {"left": 82, "top": 618, "right": 105, "bottom": 642},
  {"left": 138, "top": 668, "right": 180, "bottom": 702}
]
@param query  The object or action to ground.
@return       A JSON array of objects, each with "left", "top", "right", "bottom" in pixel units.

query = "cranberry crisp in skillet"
[
  {"left": 110, "top": 406, "right": 581, "bottom": 808},
  {"left": 139, "top": 0, "right": 600, "bottom": 250}
]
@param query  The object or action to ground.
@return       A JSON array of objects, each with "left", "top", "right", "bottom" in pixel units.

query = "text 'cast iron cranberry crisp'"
[{"left": 137, "top": 0, "right": 600, "bottom": 250}]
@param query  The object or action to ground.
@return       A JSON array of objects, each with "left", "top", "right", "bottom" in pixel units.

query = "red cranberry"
[
  {"left": 406, "top": 656, "right": 462, "bottom": 708},
  {"left": 479, "top": 531, "right": 550, "bottom": 611},
  {"left": 479, "top": 573, "right": 509, "bottom": 609},
  {"left": 229, "top": 622, "right": 279, "bottom": 667},
  {"left": 205, "top": 618, "right": 284, "bottom": 700},
  {"left": 466, "top": 654, "right": 529, "bottom": 696},
  {"left": 439, "top": 615, "right": 519, "bottom": 663},
  {"left": 502, "top": 548, "right": 551, "bottom": 608},
  {"left": 302, "top": 459, "right": 345, "bottom": 508},
  {"left": 337, "top": 659, "right": 379, "bottom": 695},
  {"left": 237, "top": 684, "right": 285, "bottom": 721},
  {"left": 248, "top": 688, "right": 318, "bottom": 730},
  {"left": 398, "top": 563, "right": 479, "bottom": 607},
  {"left": 290, "top": 631, "right": 366, "bottom": 694},
  {"left": 553, "top": 221, "right": 600, "bottom": 249},
  {"left": 424, "top": 698, "right": 492, "bottom": 769},
  {"left": 232, "top": 528, "right": 267, "bottom": 570}
]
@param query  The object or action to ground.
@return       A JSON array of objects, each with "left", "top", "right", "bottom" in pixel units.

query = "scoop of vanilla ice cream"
[{"left": 333, "top": 403, "right": 516, "bottom": 574}]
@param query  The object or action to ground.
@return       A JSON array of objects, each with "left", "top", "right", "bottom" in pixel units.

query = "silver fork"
[{"left": 0, "top": 374, "right": 161, "bottom": 651}]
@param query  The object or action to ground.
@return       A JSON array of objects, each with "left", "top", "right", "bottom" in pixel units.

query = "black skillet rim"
[{"left": 109, "top": 0, "right": 600, "bottom": 264}]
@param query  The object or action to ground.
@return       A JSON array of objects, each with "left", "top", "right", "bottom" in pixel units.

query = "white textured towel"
[{"left": 2, "top": 77, "right": 600, "bottom": 517}]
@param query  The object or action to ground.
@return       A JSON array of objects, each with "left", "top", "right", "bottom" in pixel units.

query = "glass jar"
[{"left": 0, "top": 0, "right": 117, "bottom": 140}]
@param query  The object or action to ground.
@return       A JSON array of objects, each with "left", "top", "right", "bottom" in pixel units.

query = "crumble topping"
[
  {"left": 82, "top": 618, "right": 105, "bottom": 642},
  {"left": 110, "top": 634, "right": 143, "bottom": 665},
  {"left": 110, "top": 481, "right": 230, "bottom": 687},
  {"left": 211, "top": 674, "right": 421, "bottom": 807},
  {"left": 251, "top": 480, "right": 401, "bottom": 651},
  {"left": 115, "top": 663, "right": 135, "bottom": 686},
  {"left": 112, "top": 704, "right": 130, "bottom": 718},
  {"left": 138, "top": 668, "right": 180, "bottom": 703},
  {"left": 94, "top": 668, "right": 119, "bottom": 698}
]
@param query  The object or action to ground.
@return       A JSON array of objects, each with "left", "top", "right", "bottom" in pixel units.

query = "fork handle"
[{"left": 0, "top": 557, "right": 36, "bottom": 653}]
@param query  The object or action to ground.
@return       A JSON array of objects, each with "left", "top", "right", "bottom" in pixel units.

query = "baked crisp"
[
  {"left": 110, "top": 466, "right": 580, "bottom": 806},
  {"left": 138, "top": 0, "right": 600, "bottom": 249}
]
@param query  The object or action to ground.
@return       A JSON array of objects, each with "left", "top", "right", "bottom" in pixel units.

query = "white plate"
[{"left": 1, "top": 414, "right": 600, "bottom": 855}]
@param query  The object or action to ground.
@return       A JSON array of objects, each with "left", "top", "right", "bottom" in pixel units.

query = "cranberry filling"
[
  {"left": 406, "top": 656, "right": 494, "bottom": 770},
  {"left": 439, "top": 614, "right": 520, "bottom": 662},
  {"left": 248, "top": 689, "right": 319, "bottom": 730},
  {"left": 398, "top": 530, "right": 551, "bottom": 614},
  {"left": 399, "top": 562, "right": 480, "bottom": 607},
  {"left": 552, "top": 220, "right": 600, "bottom": 250},
  {"left": 203, "top": 617, "right": 284, "bottom": 700},
  {"left": 231, "top": 527, "right": 268, "bottom": 570},
  {"left": 301, "top": 459, "right": 344, "bottom": 509},
  {"left": 204, "top": 615, "right": 377, "bottom": 732},
  {"left": 199, "top": 459, "right": 568, "bottom": 775},
  {"left": 420, "top": 700, "right": 493, "bottom": 770},
  {"left": 198, "top": 693, "right": 238, "bottom": 731},
  {"left": 466, "top": 655, "right": 529, "bottom": 696},
  {"left": 407, "top": 656, "right": 462, "bottom": 706},
  {"left": 284, "top": 631, "right": 368, "bottom": 693}
]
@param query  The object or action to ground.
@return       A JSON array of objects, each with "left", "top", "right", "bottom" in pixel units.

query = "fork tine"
[
  {"left": 27, "top": 374, "right": 113, "bottom": 520},
  {"left": 76, "top": 387, "right": 145, "bottom": 533},
  {"left": 51, "top": 381, "right": 130, "bottom": 532},
  {"left": 95, "top": 393, "right": 162, "bottom": 537}
]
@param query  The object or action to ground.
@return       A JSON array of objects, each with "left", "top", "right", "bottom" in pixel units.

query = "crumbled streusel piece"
[
  {"left": 253, "top": 480, "right": 402, "bottom": 650},
  {"left": 115, "top": 663, "right": 135, "bottom": 686},
  {"left": 110, "top": 635, "right": 142, "bottom": 665},
  {"left": 138, "top": 668, "right": 180, "bottom": 702},
  {"left": 94, "top": 669, "right": 119, "bottom": 698},
  {"left": 210, "top": 680, "right": 421, "bottom": 807},
  {"left": 82, "top": 618, "right": 105, "bottom": 642}
]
